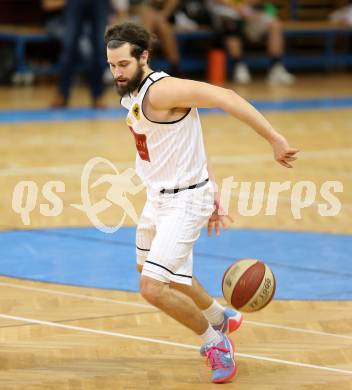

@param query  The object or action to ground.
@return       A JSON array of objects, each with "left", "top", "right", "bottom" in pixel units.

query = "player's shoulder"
[
  {"left": 149, "top": 76, "right": 180, "bottom": 93},
  {"left": 147, "top": 76, "right": 183, "bottom": 107}
]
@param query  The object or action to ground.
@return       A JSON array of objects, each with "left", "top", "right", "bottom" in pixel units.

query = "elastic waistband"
[{"left": 160, "top": 178, "right": 209, "bottom": 194}]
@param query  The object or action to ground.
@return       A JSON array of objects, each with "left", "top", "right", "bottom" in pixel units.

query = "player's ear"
[{"left": 140, "top": 50, "right": 149, "bottom": 66}]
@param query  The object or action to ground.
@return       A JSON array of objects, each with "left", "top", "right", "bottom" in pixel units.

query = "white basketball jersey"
[{"left": 120, "top": 71, "right": 208, "bottom": 192}]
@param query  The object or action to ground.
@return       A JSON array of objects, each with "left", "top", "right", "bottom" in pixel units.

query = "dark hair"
[{"left": 104, "top": 22, "right": 157, "bottom": 60}]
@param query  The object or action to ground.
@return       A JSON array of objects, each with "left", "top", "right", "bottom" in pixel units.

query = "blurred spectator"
[
  {"left": 176, "top": 0, "right": 212, "bottom": 29},
  {"left": 110, "top": 0, "right": 131, "bottom": 23},
  {"left": 330, "top": 4, "right": 352, "bottom": 26},
  {"left": 41, "top": 0, "right": 65, "bottom": 41},
  {"left": 51, "top": 0, "right": 110, "bottom": 108},
  {"left": 111, "top": 0, "right": 182, "bottom": 76},
  {"left": 42, "top": 0, "right": 94, "bottom": 66},
  {"left": 144, "top": 1, "right": 182, "bottom": 75},
  {"left": 208, "top": 0, "right": 295, "bottom": 85}
]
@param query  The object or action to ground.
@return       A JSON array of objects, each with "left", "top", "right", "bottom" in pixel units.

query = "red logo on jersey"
[{"left": 128, "top": 126, "right": 150, "bottom": 162}]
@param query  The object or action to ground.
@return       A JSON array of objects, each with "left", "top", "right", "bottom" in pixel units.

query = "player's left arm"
[{"left": 149, "top": 78, "right": 299, "bottom": 168}]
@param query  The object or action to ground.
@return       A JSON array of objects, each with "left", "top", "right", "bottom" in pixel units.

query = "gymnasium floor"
[{"left": 0, "top": 73, "right": 351, "bottom": 389}]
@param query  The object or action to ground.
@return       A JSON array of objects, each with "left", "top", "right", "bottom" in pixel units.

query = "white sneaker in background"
[
  {"left": 267, "top": 63, "right": 296, "bottom": 85},
  {"left": 175, "top": 11, "right": 198, "bottom": 31},
  {"left": 233, "top": 63, "right": 251, "bottom": 84}
]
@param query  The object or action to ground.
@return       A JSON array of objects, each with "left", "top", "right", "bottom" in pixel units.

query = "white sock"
[
  {"left": 200, "top": 324, "right": 222, "bottom": 345},
  {"left": 202, "top": 300, "right": 225, "bottom": 326}
]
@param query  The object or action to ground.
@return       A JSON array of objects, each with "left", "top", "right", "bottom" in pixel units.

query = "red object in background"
[{"left": 207, "top": 49, "right": 226, "bottom": 85}]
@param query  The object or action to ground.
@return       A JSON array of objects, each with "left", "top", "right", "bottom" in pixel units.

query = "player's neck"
[{"left": 132, "top": 67, "right": 153, "bottom": 96}]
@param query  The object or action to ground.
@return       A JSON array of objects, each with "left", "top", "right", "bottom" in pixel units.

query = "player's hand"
[
  {"left": 207, "top": 193, "right": 234, "bottom": 237},
  {"left": 271, "top": 135, "right": 299, "bottom": 168}
]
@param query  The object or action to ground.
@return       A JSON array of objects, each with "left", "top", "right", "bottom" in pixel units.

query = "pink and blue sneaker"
[
  {"left": 200, "top": 331, "right": 237, "bottom": 383},
  {"left": 213, "top": 308, "right": 243, "bottom": 335}
]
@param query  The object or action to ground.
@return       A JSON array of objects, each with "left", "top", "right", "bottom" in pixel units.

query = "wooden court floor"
[
  {"left": 0, "top": 277, "right": 351, "bottom": 390},
  {"left": 0, "top": 74, "right": 351, "bottom": 389}
]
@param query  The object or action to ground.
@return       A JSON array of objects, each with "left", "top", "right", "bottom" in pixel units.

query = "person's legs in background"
[
  {"left": 52, "top": 0, "right": 85, "bottom": 107},
  {"left": 218, "top": 17, "right": 251, "bottom": 84},
  {"left": 225, "top": 34, "right": 251, "bottom": 84},
  {"left": 140, "top": 4, "right": 182, "bottom": 76},
  {"left": 155, "top": 17, "right": 181, "bottom": 75},
  {"left": 265, "top": 17, "right": 295, "bottom": 85},
  {"left": 88, "top": 0, "right": 110, "bottom": 108}
]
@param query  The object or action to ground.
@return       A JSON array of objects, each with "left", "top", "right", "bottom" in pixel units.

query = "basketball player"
[{"left": 105, "top": 22, "right": 298, "bottom": 383}]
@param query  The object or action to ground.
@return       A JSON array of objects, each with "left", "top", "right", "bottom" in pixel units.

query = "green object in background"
[{"left": 263, "top": 3, "right": 277, "bottom": 17}]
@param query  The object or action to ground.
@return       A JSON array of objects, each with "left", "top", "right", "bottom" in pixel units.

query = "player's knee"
[
  {"left": 136, "top": 263, "right": 143, "bottom": 273},
  {"left": 140, "top": 277, "right": 164, "bottom": 306}
]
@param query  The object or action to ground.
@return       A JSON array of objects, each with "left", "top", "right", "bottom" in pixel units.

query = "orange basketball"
[{"left": 222, "top": 259, "right": 276, "bottom": 312}]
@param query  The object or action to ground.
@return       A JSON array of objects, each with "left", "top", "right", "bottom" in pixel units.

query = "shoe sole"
[{"left": 212, "top": 337, "right": 237, "bottom": 383}]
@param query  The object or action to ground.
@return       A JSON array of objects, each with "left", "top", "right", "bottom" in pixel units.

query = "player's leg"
[
  {"left": 136, "top": 199, "right": 217, "bottom": 336},
  {"left": 136, "top": 189, "right": 242, "bottom": 335},
  {"left": 170, "top": 276, "right": 243, "bottom": 335},
  {"left": 138, "top": 264, "right": 214, "bottom": 313},
  {"left": 136, "top": 223, "right": 242, "bottom": 335},
  {"left": 138, "top": 265, "right": 211, "bottom": 309},
  {"left": 140, "top": 275, "right": 208, "bottom": 334},
  {"left": 138, "top": 265, "right": 241, "bottom": 333},
  {"left": 140, "top": 272, "right": 238, "bottom": 383},
  {"left": 139, "top": 274, "right": 236, "bottom": 383},
  {"left": 170, "top": 276, "right": 212, "bottom": 309},
  {"left": 139, "top": 185, "right": 236, "bottom": 382}
]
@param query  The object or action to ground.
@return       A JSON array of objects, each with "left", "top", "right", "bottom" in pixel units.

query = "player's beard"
[{"left": 115, "top": 63, "right": 144, "bottom": 96}]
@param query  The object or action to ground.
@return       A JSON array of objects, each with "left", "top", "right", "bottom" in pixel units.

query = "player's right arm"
[{"left": 148, "top": 77, "right": 299, "bottom": 168}]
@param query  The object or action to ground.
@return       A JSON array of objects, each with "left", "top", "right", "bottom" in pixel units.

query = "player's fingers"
[
  {"left": 279, "top": 160, "right": 292, "bottom": 168},
  {"left": 207, "top": 222, "right": 213, "bottom": 236},
  {"left": 215, "top": 221, "right": 220, "bottom": 236},
  {"left": 285, "top": 156, "right": 297, "bottom": 162},
  {"left": 279, "top": 153, "right": 297, "bottom": 161}
]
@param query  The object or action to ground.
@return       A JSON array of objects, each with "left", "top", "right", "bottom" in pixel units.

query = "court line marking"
[
  {"left": 1, "top": 280, "right": 351, "bottom": 341},
  {"left": 0, "top": 310, "right": 158, "bottom": 329},
  {"left": 243, "top": 320, "right": 352, "bottom": 340},
  {"left": 0, "top": 281, "right": 152, "bottom": 308},
  {"left": 0, "top": 313, "right": 351, "bottom": 376},
  {"left": 1, "top": 148, "right": 352, "bottom": 176}
]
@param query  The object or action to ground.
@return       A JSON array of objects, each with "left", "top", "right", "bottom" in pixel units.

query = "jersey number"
[{"left": 128, "top": 126, "right": 150, "bottom": 162}]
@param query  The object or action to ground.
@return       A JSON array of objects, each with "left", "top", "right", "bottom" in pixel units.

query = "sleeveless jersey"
[{"left": 120, "top": 71, "right": 208, "bottom": 191}]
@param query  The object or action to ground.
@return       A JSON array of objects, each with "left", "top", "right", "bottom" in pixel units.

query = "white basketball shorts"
[{"left": 136, "top": 181, "right": 215, "bottom": 285}]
